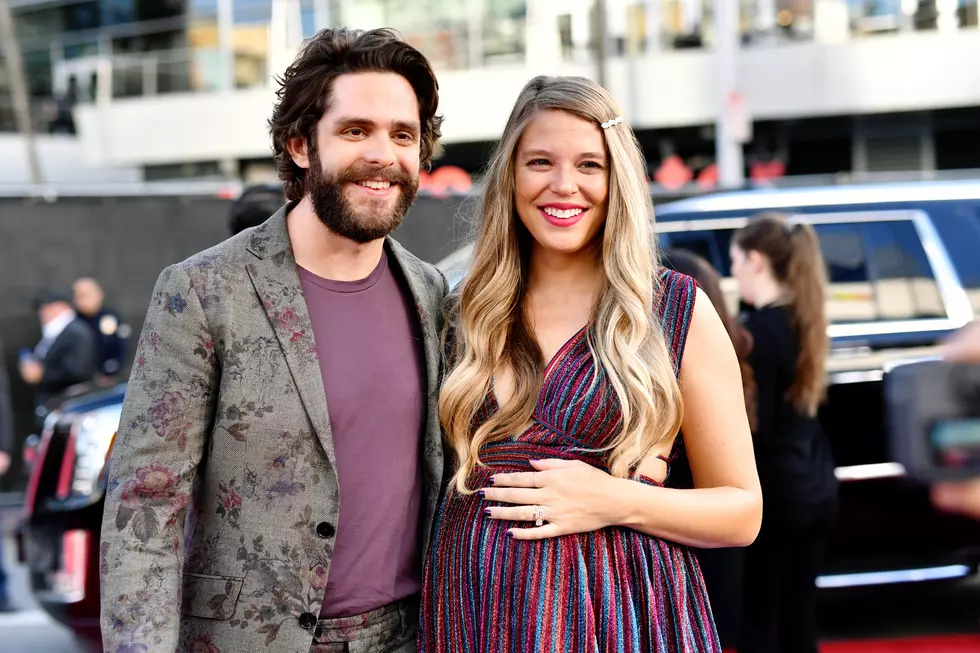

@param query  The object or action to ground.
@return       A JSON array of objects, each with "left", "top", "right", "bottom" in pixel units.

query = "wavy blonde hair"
[{"left": 439, "top": 76, "right": 684, "bottom": 494}]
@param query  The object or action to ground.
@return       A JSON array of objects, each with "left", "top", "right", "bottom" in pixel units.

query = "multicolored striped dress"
[{"left": 419, "top": 270, "right": 720, "bottom": 653}]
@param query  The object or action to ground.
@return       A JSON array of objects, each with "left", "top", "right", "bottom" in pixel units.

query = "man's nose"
[{"left": 362, "top": 133, "right": 396, "bottom": 168}]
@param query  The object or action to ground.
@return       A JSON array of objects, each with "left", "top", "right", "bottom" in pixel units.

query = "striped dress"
[{"left": 419, "top": 270, "right": 721, "bottom": 653}]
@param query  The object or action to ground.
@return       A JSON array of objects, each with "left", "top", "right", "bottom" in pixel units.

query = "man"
[
  {"left": 100, "top": 28, "right": 447, "bottom": 653},
  {"left": 20, "top": 292, "right": 98, "bottom": 414},
  {"left": 0, "top": 335, "right": 13, "bottom": 612},
  {"left": 930, "top": 321, "right": 980, "bottom": 518},
  {"left": 72, "top": 277, "right": 130, "bottom": 380}
]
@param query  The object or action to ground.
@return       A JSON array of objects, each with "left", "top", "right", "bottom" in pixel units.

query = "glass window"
[
  {"left": 13, "top": 8, "right": 64, "bottom": 41},
  {"left": 932, "top": 207, "right": 980, "bottom": 314},
  {"left": 482, "top": 0, "right": 527, "bottom": 63},
  {"left": 861, "top": 221, "right": 945, "bottom": 321},
  {"left": 135, "top": 0, "right": 183, "bottom": 21},
  {"left": 64, "top": 2, "right": 101, "bottom": 32},
  {"left": 659, "top": 217, "right": 945, "bottom": 326},
  {"left": 100, "top": 0, "right": 136, "bottom": 26},
  {"left": 659, "top": 228, "right": 739, "bottom": 315}
]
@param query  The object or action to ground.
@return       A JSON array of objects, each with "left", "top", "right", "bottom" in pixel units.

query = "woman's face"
[
  {"left": 513, "top": 110, "right": 609, "bottom": 257},
  {"left": 730, "top": 243, "right": 765, "bottom": 305}
]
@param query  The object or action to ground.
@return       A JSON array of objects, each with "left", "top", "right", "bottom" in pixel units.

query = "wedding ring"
[{"left": 532, "top": 505, "right": 545, "bottom": 527}]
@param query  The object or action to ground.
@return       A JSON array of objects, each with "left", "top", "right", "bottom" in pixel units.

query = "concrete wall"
[{"left": 0, "top": 135, "right": 141, "bottom": 186}]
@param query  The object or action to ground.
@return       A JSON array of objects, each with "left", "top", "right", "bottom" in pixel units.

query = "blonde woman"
[{"left": 419, "top": 76, "right": 762, "bottom": 652}]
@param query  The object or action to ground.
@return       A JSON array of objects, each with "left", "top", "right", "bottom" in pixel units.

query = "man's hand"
[
  {"left": 931, "top": 321, "right": 980, "bottom": 519},
  {"left": 0, "top": 452, "right": 10, "bottom": 476},
  {"left": 20, "top": 359, "right": 43, "bottom": 385}
]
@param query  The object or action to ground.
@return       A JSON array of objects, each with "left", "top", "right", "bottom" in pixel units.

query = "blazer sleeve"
[{"left": 99, "top": 264, "right": 220, "bottom": 653}]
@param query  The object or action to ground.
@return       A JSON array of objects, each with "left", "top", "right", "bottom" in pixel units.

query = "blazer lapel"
[
  {"left": 245, "top": 206, "right": 336, "bottom": 468},
  {"left": 387, "top": 238, "right": 445, "bottom": 552}
]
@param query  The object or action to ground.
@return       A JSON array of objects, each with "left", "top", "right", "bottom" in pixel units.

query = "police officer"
[{"left": 72, "top": 278, "right": 130, "bottom": 379}]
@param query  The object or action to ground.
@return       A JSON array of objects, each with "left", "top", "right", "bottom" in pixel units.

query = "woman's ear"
[{"left": 746, "top": 249, "right": 768, "bottom": 275}]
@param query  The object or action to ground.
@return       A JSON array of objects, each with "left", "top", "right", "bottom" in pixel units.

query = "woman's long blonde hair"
[{"left": 439, "top": 75, "right": 684, "bottom": 494}]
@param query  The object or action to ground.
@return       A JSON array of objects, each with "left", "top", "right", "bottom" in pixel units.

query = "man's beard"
[{"left": 306, "top": 154, "right": 419, "bottom": 244}]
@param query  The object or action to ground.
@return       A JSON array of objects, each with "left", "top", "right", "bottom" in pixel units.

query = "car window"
[
  {"left": 659, "top": 217, "right": 946, "bottom": 326},
  {"left": 930, "top": 207, "right": 980, "bottom": 314}
]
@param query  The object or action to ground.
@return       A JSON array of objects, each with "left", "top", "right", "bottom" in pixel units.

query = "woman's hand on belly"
[{"left": 480, "top": 458, "right": 624, "bottom": 541}]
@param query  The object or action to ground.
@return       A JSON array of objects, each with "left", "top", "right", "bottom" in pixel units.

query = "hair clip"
[{"left": 601, "top": 116, "right": 623, "bottom": 130}]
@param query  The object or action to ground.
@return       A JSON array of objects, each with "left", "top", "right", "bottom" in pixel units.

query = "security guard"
[{"left": 72, "top": 277, "right": 130, "bottom": 378}]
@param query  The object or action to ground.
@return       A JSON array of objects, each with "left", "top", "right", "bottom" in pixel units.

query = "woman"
[
  {"left": 420, "top": 75, "right": 762, "bottom": 652},
  {"left": 729, "top": 214, "right": 838, "bottom": 653},
  {"left": 662, "top": 248, "right": 756, "bottom": 652}
]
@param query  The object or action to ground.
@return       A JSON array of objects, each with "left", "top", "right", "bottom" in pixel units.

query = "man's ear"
[{"left": 287, "top": 135, "right": 311, "bottom": 170}]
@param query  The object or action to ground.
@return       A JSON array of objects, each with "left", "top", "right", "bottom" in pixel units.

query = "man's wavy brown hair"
[{"left": 268, "top": 27, "right": 444, "bottom": 202}]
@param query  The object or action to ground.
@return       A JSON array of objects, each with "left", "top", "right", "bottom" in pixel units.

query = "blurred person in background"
[
  {"left": 930, "top": 320, "right": 980, "bottom": 519},
  {"left": 20, "top": 291, "right": 98, "bottom": 417},
  {"left": 73, "top": 277, "right": 130, "bottom": 380},
  {"left": 730, "top": 214, "right": 838, "bottom": 653},
  {"left": 229, "top": 183, "right": 287, "bottom": 235},
  {"left": 662, "top": 248, "right": 757, "bottom": 652},
  {"left": 100, "top": 27, "right": 446, "bottom": 653},
  {"left": 0, "top": 334, "right": 13, "bottom": 612}
]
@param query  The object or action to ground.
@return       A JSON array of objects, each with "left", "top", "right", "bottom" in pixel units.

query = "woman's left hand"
[{"left": 481, "top": 458, "right": 624, "bottom": 540}]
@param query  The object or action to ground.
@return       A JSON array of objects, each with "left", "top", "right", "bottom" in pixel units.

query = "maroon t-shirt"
[{"left": 298, "top": 250, "right": 426, "bottom": 618}]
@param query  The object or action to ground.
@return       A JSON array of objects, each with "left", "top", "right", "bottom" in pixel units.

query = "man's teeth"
[
  {"left": 358, "top": 180, "right": 391, "bottom": 190},
  {"left": 542, "top": 207, "right": 584, "bottom": 219}
]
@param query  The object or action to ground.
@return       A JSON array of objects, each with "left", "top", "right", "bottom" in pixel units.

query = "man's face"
[
  {"left": 290, "top": 72, "right": 423, "bottom": 243},
  {"left": 38, "top": 301, "right": 71, "bottom": 326},
  {"left": 73, "top": 279, "right": 104, "bottom": 316}
]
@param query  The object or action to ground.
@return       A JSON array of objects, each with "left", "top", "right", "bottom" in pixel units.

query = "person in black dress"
[
  {"left": 662, "top": 248, "right": 757, "bottom": 651},
  {"left": 729, "top": 214, "right": 839, "bottom": 653}
]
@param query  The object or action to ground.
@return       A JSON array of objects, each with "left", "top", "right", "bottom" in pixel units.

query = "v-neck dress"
[{"left": 419, "top": 270, "right": 721, "bottom": 653}]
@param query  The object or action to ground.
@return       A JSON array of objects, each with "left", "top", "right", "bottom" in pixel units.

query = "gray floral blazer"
[{"left": 99, "top": 206, "right": 447, "bottom": 653}]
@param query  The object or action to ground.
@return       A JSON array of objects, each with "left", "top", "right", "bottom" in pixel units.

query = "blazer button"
[
  {"left": 299, "top": 612, "right": 317, "bottom": 630},
  {"left": 316, "top": 522, "right": 335, "bottom": 538}
]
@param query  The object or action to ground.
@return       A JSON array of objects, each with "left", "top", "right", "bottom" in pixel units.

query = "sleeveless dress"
[{"left": 419, "top": 270, "right": 721, "bottom": 653}]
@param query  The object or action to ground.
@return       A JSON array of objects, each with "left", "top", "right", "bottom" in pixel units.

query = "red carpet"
[{"left": 821, "top": 635, "right": 980, "bottom": 652}]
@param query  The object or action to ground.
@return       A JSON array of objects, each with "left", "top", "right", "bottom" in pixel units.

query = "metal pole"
[
  {"left": 645, "top": 0, "right": 661, "bottom": 53},
  {"left": 0, "top": 0, "right": 44, "bottom": 186},
  {"left": 217, "top": 0, "right": 235, "bottom": 91},
  {"left": 594, "top": 0, "right": 609, "bottom": 88},
  {"left": 712, "top": 0, "right": 745, "bottom": 188}
]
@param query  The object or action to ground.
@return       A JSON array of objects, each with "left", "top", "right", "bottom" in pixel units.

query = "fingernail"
[
  {"left": 483, "top": 509, "right": 492, "bottom": 518},
  {"left": 488, "top": 477, "right": 495, "bottom": 486},
  {"left": 478, "top": 490, "right": 486, "bottom": 498},
  {"left": 506, "top": 531, "right": 514, "bottom": 539}
]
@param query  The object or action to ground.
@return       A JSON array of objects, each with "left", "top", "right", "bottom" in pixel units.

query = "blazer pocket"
[{"left": 181, "top": 572, "right": 245, "bottom": 620}]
